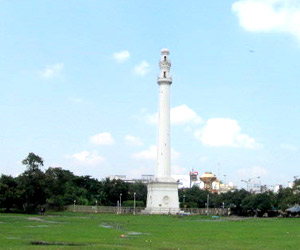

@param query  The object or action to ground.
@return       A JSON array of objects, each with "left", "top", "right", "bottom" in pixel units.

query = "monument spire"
[
  {"left": 144, "top": 49, "right": 180, "bottom": 214},
  {"left": 156, "top": 48, "right": 172, "bottom": 181}
]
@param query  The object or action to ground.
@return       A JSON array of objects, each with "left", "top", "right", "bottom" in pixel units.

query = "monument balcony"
[{"left": 157, "top": 76, "right": 172, "bottom": 83}]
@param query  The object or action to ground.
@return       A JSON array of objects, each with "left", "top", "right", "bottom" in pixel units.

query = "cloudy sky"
[{"left": 1, "top": 0, "right": 300, "bottom": 188}]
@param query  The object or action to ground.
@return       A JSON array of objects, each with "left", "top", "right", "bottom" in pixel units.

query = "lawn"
[{"left": 0, "top": 212, "right": 299, "bottom": 250}]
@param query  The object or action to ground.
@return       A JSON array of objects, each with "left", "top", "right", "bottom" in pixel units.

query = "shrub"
[{"left": 122, "top": 200, "right": 144, "bottom": 207}]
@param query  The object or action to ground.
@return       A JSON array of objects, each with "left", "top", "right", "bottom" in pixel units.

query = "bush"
[{"left": 122, "top": 200, "right": 144, "bottom": 207}]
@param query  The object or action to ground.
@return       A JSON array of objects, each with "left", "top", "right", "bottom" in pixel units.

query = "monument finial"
[{"left": 158, "top": 48, "right": 172, "bottom": 84}]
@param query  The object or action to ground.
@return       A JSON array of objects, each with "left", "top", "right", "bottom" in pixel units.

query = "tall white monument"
[{"left": 144, "top": 49, "right": 180, "bottom": 214}]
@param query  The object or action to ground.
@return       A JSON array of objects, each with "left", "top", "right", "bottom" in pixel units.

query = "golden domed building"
[{"left": 200, "top": 172, "right": 216, "bottom": 191}]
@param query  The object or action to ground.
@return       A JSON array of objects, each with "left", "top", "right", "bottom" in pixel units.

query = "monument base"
[{"left": 143, "top": 181, "right": 180, "bottom": 215}]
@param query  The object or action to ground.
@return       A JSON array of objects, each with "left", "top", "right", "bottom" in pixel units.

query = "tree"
[
  {"left": 16, "top": 153, "right": 46, "bottom": 213},
  {"left": 44, "top": 167, "right": 75, "bottom": 208},
  {"left": 292, "top": 179, "right": 300, "bottom": 205},
  {"left": 179, "top": 186, "right": 209, "bottom": 208},
  {"left": 242, "top": 193, "right": 273, "bottom": 216},
  {"left": 276, "top": 187, "right": 295, "bottom": 210},
  {"left": 254, "top": 193, "right": 273, "bottom": 213},
  {"left": 22, "top": 152, "right": 44, "bottom": 171},
  {"left": 72, "top": 175, "right": 102, "bottom": 204},
  {"left": 102, "top": 178, "right": 129, "bottom": 206},
  {"left": 216, "top": 189, "right": 251, "bottom": 215},
  {"left": 128, "top": 181, "right": 147, "bottom": 206},
  {"left": 0, "top": 175, "right": 18, "bottom": 212}
]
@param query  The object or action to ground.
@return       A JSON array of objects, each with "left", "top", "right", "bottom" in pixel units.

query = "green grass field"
[{"left": 0, "top": 212, "right": 299, "bottom": 250}]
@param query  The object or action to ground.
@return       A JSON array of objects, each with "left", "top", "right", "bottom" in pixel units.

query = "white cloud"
[
  {"left": 89, "top": 132, "right": 115, "bottom": 145},
  {"left": 237, "top": 166, "right": 268, "bottom": 179},
  {"left": 125, "top": 135, "right": 143, "bottom": 146},
  {"left": 113, "top": 50, "right": 130, "bottom": 63},
  {"left": 134, "top": 61, "right": 150, "bottom": 76},
  {"left": 66, "top": 150, "right": 105, "bottom": 166},
  {"left": 145, "top": 113, "right": 158, "bottom": 124},
  {"left": 232, "top": 0, "right": 300, "bottom": 40},
  {"left": 280, "top": 143, "right": 298, "bottom": 151},
  {"left": 171, "top": 105, "right": 203, "bottom": 125},
  {"left": 195, "top": 118, "right": 260, "bottom": 149},
  {"left": 40, "top": 63, "right": 64, "bottom": 78},
  {"left": 146, "top": 105, "right": 203, "bottom": 125},
  {"left": 132, "top": 145, "right": 157, "bottom": 160},
  {"left": 132, "top": 145, "right": 180, "bottom": 160}
]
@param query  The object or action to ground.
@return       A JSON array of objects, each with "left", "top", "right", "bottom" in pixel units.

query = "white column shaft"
[{"left": 156, "top": 83, "right": 171, "bottom": 180}]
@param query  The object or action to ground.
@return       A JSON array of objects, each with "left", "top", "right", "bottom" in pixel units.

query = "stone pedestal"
[{"left": 144, "top": 181, "right": 180, "bottom": 214}]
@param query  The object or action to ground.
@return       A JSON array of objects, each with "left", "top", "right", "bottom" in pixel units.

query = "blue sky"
[{"left": 1, "top": 0, "right": 300, "bottom": 188}]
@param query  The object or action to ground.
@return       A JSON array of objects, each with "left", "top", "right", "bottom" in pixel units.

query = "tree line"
[
  {"left": 179, "top": 184, "right": 300, "bottom": 216},
  {"left": 0, "top": 153, "right": 146, "bottom": 213},
  {"left": 0, "top": 153, "right": 299, "bottom": 215}
]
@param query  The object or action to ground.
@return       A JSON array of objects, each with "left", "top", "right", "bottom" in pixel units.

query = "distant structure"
[
  {"left": 108, "top": 170, "right": 237, "bottom": 193},
  {"left": 141, "top": 174, "right": 155, "bottom": 182},
  {"left": 108, "top": 174, "right": 154, "bottom": 183},
  {"left": 144, "top": 49, "right": 180, "bottom": 214},
  {"left": 200, "top": 172, "right": 216, "bottom": 191},
  {"left": 273, "top": 184, "right": 283, "bottom": 193},
  {"left": 108, "top": 175, "right": 127, "bottom": 181},
  {"left": 196, "top": 171, "right": 237, "bottom": 193},
  {"left": 288, "top": 181, "right": 295, "bottom": 189},
  {"left": 211, "top": 179, "right": 237, "bottom": 193},
  {"left": 189, "top": 170, "right": 199, "bottom": 188}
]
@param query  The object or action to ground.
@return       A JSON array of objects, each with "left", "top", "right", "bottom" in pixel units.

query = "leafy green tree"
[
  {"left": 241, "top": 195, "right": 255, "bottom": 212},
  {"left": 216, "top": 189, "right": 251, "bottom": 215},
  {"left": 179, "top": 186, "right": 209, "bottom": 208},
  {"left": 22, "top": 152, "right": 44, "bottom": 171},
  {"left": 72, "top": 175, "right": 102, "bottom": 204},
  {"left": 102, "top": 178, "right": 129, "bottom": 206},
  {"left": 254, "top": 193, "right": 273, "bottom": 212},
  {"left": 275, "top": 187, "right": 294, "bottom": 210},
  {"left": 0, "top": 175, "right": 18, "bottom": 212},
  {"left": 16, "top": 153, "right": 47, "bottom": 213},
  {"left": 293, "top": 179, "right": 300, "bottom": 190},
  {"left": 128, "top": 181, "right": 147, "bottom": 206},
  {"left": 44, "top": 167, "right": 75, "bottom": 207},
  {"left": 292, "top": 179, "right": 300, "bottom": 205},
  {"left": 242, "top": 192, "right": 273, "bottom": 215},
  {"left": 96, "top": 191, "right": 108, "bottom": 206}
]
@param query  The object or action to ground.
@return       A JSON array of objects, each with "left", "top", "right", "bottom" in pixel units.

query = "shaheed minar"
[{"left": 144, "top": 49, "right": 180, "bottom": 214}]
